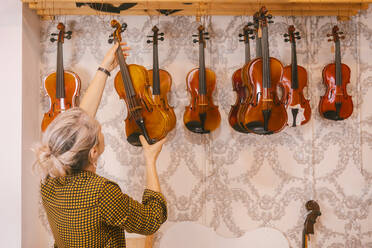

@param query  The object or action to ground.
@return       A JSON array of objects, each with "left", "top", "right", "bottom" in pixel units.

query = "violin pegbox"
[
  {"left": 192, "top": 25, "right": 209, "bottom": 45},
  {"left": 50, "top": 23, "right": 72, "bottom": 43},
  {"left": 258, "top": 6, "right": 273, "bottom": 27},
  {"left": 284, "top": 25, "right": 300, "bottom": 43},
  {"left": 239, "top": 23, "right": 255, "bottom": 43},
  {"left": 327, "top": 25, "right": 345, "bottom": 43},
  {"left": 108, "top": 20, "right": 127, "bottom": 44},
  {"left": 147, "top": 25, "right": 165, "bottom": 44}
]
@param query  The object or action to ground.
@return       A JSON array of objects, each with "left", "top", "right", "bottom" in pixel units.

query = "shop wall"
[
  {"left": 0, "top": 1, "right": 22, "bottom": 247},
  {"left": 37, "top": 9, "right": 372, "bottom": 248},
  {"left": 22, "top": 3, "right": 50, "bottom": 248}
]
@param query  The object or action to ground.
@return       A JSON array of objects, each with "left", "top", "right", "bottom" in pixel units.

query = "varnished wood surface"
[{"left": 22, "top": 0, "right": 370, "bottom": 20}]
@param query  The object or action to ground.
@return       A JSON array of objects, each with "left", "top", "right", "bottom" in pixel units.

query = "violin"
[
  {"left": 146, "top": 25, "right": 176, "bottom": 132},
  {"left": 282, "top": 25, "right": 311, "bottom": 127},
  {"left": 241, "top": 7, "right": 288, "bottom": 135},
  {"left": 319, "top": 25, "right": 353, "bottom": 121},
  {"left": 183, "top": 25, "right": 221, "bottom": 134},
  {"left": 302, "top": 200, "right": 321, "bottom": 248},
  {"left": 41, "top": 23, "right": 81, "bottom": 132},
  {"left": 110, "top": 20, "right": 169, "bottom": 146},
  {"left": 236, "top": 14, "right": 261, "bottom": 132},
  {"left": 228, "top": 23, "right": 254, "bottom": 133}
]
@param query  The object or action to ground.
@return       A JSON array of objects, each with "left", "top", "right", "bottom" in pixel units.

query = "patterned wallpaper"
[{"left": 39, "top": 8, "right": 372, "bottom": 248}]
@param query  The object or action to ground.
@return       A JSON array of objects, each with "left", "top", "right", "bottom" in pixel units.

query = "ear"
[{"left": 89, "top": 145, "right": 98, "bottom": 164}]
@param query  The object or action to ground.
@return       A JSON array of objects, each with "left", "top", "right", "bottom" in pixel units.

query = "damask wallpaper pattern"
[{"left": 39, "top": 8, "right": 372, "bottom": 248}]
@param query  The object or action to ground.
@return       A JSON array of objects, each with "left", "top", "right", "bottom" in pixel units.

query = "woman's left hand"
[{"left": 100, "top": 42, "right": 130, "bottom": 72}]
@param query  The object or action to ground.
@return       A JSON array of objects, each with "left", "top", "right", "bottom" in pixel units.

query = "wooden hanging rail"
[{"left": 22, "top": 0, "right": 370, "bottom": 20}]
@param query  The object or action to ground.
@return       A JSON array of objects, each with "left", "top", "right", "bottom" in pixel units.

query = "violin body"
[
  {"left": 42, "top": 71, "right": 81, "bottom": 131},
  {"left": 114, "top": 64, "right": 169, "bottom": 146},
  {"left": 319, "top": 63, "right": 353, "bottom": 120},
  {"left": 147, "top": 68, "right": 177, "bottom": 132},
  {"left": 242, "top": 57, "right": 287, "bottom": 134},
  {"left": 228, "top": 68, "right": 251, "bottom": 132},
  {"left": 282, "top": 65, "right": 311, "bottom": 126},
  {"left": 184, "top": 68, "right": 221, "bottom": 133}
]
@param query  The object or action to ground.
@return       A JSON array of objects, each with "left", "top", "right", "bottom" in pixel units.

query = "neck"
[
  {"left": 335, "top": 40, "right": 342, "bottom": 86},
  {"left": 84, "top": 163, "right": 96, "bottom": 173},
  {"left": 56, "top": 41, "right": 65, "bottom": 99},
  {"left": 152, "top": 42, "right": 160, "bottom": 95},
  {"left": 245, "top": 40, "right": 251, "bottom": 63},
  {"left": 291, "top": 41, "right": 299, "bottom": 89},
  {"left": 199, "top": 42, "right": 206, "bottom": 95}
]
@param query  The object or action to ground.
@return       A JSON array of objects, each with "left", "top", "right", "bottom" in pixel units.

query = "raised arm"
[{"left": 79, "top": 43, "right": 130, "bottom": 117}]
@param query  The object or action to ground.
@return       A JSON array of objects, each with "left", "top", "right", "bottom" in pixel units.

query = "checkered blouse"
[{"left": 41, "top": 170, "right": 167, "bottom": 248}]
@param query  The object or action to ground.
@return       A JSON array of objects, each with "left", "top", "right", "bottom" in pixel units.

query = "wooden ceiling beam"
[
  {"left": 36, "top": 8, "right": 358, "bottom": 17},
  {"left": 23, "top": 0, "right": 372, "bottom": 3},
  {"left": 27, "top": 2, "right": 367, "bottom": 11}
]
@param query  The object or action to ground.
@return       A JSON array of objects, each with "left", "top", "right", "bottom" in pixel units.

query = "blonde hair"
[{"left": 33, "top": 107, "right": 100, "bottom": 180}]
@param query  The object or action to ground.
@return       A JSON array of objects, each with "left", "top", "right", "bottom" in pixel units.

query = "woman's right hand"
[
  {"left": 100, "top": 42, "right": 130, "bottom": 72},
  {"left": 139, "top": 136, "right": 167, "bottom": 164}
]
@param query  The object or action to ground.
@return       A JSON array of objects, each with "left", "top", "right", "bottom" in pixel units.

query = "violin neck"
[
  {"left": 302, "top": 230, "right": 307, "bottom": 248},
  {"left": 152, "top": 43, "right": 161, "bottom": 95},
  {"left": 199, "top": 42, "right": 207, "bottom": 95},
  {"left": 116, "top": 41, "right": 136, "bottom": 98},
  {"left": 255, "top": 31, "right": 262, "bottom": 58},
  {"left": 291, "top": 41, "right": 299, "bottom": 89},
  {"left": 245, "top": 40, "right": 251, "bottom": 64},
  {"left": 262, "top": 25, "right": 271, "bottom": 89},
  {"left": 335, "top": 40, "right": 342, "bottom": 86},
  {"left": 56, "top": 41, "right": 65, "bottom": 99}
]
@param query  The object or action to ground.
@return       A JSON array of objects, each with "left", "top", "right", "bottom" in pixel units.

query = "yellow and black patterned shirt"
[{"left": 41, "top": 170, "right": 167, "bottom": 248}]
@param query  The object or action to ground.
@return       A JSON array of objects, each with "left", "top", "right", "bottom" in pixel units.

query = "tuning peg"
[
  {"left": 297, "top": 36, "right": 301, "bottom": 39},
  {"left": 159, "top": 32, "right": 164, "bottom": 36},
  {"left": 327, "top": 33, "right": 332, "bottom": 37},
  {"left": 193, "top": 39, "right": 198, "bottom": 43},
  {"left": 340, "top": 36, "right": 345, "bottom": 39},
  {"left": 239, "top": 33, "right": 244, "bottom": 37},
  {"left": 147, "top": 40, "right": 153, "bottom": 43},
  {"left": 204, "top": 32, "right": 209, "bottom": 35},
  {"left": 248, "top": 29, "right": 254, "bottom": 34},
  {"left": 294, "top": 32, "right": 299, "bottom": 35},
  {"left": 192, "top": 34, "right": 198, "bottom": 37},
  {"left": 147, "top": 35, "right": 153, "bottom": 38},
  {"left": 267, "top": 14, "right": 273, "bottom": 19},
  {"left": 239, "top": 39, "right": 244, "bottom": 42},
  {"left": 51, "top": 33, "right": 58, "bottom": 36},
  {"left": 283, "top": 33, "right": 289, "bottom": 37},
  {"left": 339, "top": 32, "right": 344, "bottom": 35},
  {"left": 159, "top": 37, "right": 164, "bottom": 41},
  {"left": 50, "top": 38, "right": 57, "bottom": 42},
  {"left": 66, "top": 31, "right": 72, "bottom": 35},
  {"left": 109, "top": 34, "right": 113, "bottom": 38},
  {"left": 284, "top": 38, "right": 289, "bottom": 42},
  {"left": 108, "top": 38, "right": 114, "bottom": 44},
  {"left": 205, "top": 37, "right": 209, "bottom": 40},
  {"left": 122, "top": 23, "right": 128, "bottom": 30},
  {"left": 65, "top": 35, "right": 72, "bottom": 40},
  {"left": 327, "top": 39, "right": 333, "bottom": 42},
  {"left": 248, "top": 22, "right": 253, "bottom": 26},
  {"left": 268, "top": 20, "right": 274, "bottom": 24}
]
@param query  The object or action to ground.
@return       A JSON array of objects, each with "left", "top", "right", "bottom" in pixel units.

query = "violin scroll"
[
  {"left": 239, "top": 24, "right": 255, "bottom": 43},
  {"left": 108, "top": 21, "right": 127, "bottom": 44},
  {"left": 284, "top": 25, "right": 301, "bottom": 43},
  {"left": 50, "top": 23, "right": 72, "bottom": 43},
  {"left": 147, "top": 25, "right": 165, "bottom": 44},
  {"left": 192, "top": 25, "right": 209, "bottom": 44},
  {"left": 327, "top": 25, "right": 345, "bottom": 42},
  {"left": 304, "top": 200, "right": 321, "bottom": 235}
]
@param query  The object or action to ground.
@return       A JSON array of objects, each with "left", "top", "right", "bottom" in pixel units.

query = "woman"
[{"left": 33, "top": 42, "right": 167, "bottom": 248}]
